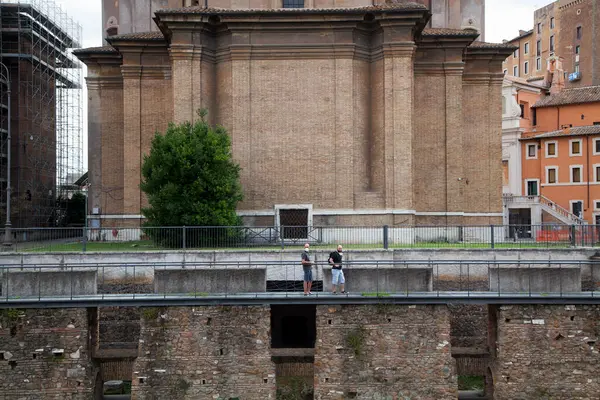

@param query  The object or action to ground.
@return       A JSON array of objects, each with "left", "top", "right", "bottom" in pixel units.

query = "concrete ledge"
[
  {"left": 489, "top": 266, "right": 582, "bottom": 292},
  {"left": 154, "top": 268, "right": 266, "bottom": 293},
  {"left": 322, "top": 267, "right": 433, "bottom": 292},
  {"left": 2, "top": 270, "right": 97, "bottom": 297}
]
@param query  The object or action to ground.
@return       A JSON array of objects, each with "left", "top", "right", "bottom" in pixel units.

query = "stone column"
[
  {"left": 121, "top": 64, "right": 142, "bottom": 216},
  {"left": 170, "top": 44, "right": 195, "bottom": 124}
]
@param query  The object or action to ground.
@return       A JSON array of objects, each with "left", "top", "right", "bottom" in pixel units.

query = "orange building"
[{"left": 520, "top": 86, "right": 600, "bottom": 224}]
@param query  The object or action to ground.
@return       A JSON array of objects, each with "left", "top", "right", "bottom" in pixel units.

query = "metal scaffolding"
[{"left": 0, "top": 0, "right": 83, "bottom": 228}]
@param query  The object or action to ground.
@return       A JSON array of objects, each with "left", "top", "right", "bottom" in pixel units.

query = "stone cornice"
[
  {"left": 86, "top": 76, "right": 123, "bottom": 90},
  {"left": 141, "top": 66, "right": 171, "bottom": 79},
  {"left": 120, "top": 65, "right": 142, "bottom": 79}
]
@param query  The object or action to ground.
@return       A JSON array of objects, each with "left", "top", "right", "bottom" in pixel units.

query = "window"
[
  {"left": 550, "top": 17, "right": 555, "bottom": 29},
  {"left": 276, "top": 205, "right": 312, "bottom": 239},
  {"left": 547, "top": 167, "right": 558, "bottom": 184},
  {"left": 524, "top": 42, "right": 529, "bottom": 54},
  {"left": 514, "top": 48, "right": 519, "bottom": 59},
  {"left": 524, "top": 61, "right": 529, "bottom": 74},
  {"left": 571, "top": 200, "right": 583, "bottom": 218},
  {"left": 546, "top": 141, "right": 557, "bottom": 157},
  {"left": 536, "top": 57, "right": 542, "bottom": 71},
  {"left": 537, "top": 23, "right": 541, "bottom": 34},
  {"left": 571, "top": 166, "right": 582, "bottom": 183},
  {"left": 520, "top": 104, "right": 525, "bottom": 118},
  {"left": 282, "top": 0, "right": 304, "bottom": 8},
  {"left": 550, "top": 35, "right": 555, "bottom": 52},
  {"left": 527, "top": 143, "right": 537, "bottom": 159},
  {"left": 575, "top": 64, "right": 580, "bottom": 74},
  {"left": 576, "top": 45, "right": 580, "bottom": 54},
  {"left": 594, "top": 122, "right": 600, "bottom": 126},
  {"left": 503, "top": 69, "right": 508, "bottom": 75},
  {"left": 595, "top": 138, "right": 600, "bottom": 155},
  {"left": 594, "top": 164, "right": 600, "bottom": 182},
  {"left": 576, "top": 26, "right": 582, "bottom": 40},
  {"left": 532, "top": 108, "right": 537, "bottom": 126},
  {"left": 536, "top": 40, "right": 541, "bottom": 56},
  {"left": 526, "top": 180, "right": 539, "bottom": 196},
  {"left": 570, "top": 139, "right": 582, "bottom": 156},
  {"left": 513, "top": 65, "right": 519, "bottom": 77}
]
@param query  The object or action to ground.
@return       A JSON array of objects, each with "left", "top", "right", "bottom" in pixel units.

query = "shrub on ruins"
[{"left": 140, "top": 109, "right": 244, "bottom": 248}]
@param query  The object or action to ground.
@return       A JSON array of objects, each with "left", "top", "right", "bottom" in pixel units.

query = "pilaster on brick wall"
[
  {"left": 490, "top": 304, "right": 600, "bottom": 399},
  {"left": 121, "top": 64, "right": 143, "bottom": 215},
  {"left": 375, "top": 31, "right": 416, "bottom": 213},
  {"left": 170, "top": 43, "right": 196, "bottom": 124},
  {"left": 131, "top": 306, "right": 275, "bottom": 399},
  {"left": 314, "top": 304, "right": 457, "bottom": 400},
  {"left": 0, "top": 308, "right": 96, "bottom": 399}
]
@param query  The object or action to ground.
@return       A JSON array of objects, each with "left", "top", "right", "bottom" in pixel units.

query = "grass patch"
[
  {"left": 361, "top": 292, "right": 390, "bottom": 297},
  {"left": 458, "top": 375, "right": 484, "bottom": 391},
  {"left": 186, "top": 292, "right": 209, "bottom": 297},
  {"left": 141, "top": 307, "right": 160, "bottom": 320}
]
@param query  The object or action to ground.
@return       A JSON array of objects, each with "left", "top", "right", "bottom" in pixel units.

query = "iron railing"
[
  {"left": 0, "top": 260, "right": 599, "bottom": 305},
  {"left": 2, "top": 224, "right": 600, "bottom": 252}
]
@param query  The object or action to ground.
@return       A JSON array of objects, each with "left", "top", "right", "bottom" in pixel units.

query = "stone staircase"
[{"left": 503, "top": 194, "right": 586, "bottom": 225}]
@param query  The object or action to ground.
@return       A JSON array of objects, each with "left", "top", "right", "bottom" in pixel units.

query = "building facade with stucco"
[{"left": 77, "top": 1, "right": 513, "bottom": 229}]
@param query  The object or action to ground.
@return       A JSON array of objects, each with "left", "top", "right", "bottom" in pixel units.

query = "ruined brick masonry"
[
  {"left": 314, "top": 304, "right": 457, "bottom": 400},
  {"left": 132, "top": 306, "right": 276, "bottom": 399},
  {"left": 0, "top": 308, "right": 95, "bottom": 400},
  {"left": 490, "top": 304, "right": 600, "bottom": 400}
]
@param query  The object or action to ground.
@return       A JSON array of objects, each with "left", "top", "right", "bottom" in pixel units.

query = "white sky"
[{"left": 51, "top": 0, "right": 556, "bottom": 169}]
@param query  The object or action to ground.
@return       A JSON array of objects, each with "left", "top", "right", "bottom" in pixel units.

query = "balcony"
[{"left": 569, "top": 72, "right": 582, "bottom": 82}]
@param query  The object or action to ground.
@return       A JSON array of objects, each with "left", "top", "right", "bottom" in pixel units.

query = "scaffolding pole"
[{"left": 0, "top": 0, "right": 83, "bottom": 229}]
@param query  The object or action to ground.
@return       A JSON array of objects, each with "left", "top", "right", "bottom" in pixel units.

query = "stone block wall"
[
  {"left": 314, "top": 304, "right": 457, "bottom": 400},
  {"left": 131, "top": 306, "right": 275, "bottom": 399},
  {"left": 0, "top": 308, "right": 95, "bottom": 399},
  {"left": 491, "top": 304, "right": 600, "bottom": 399}
]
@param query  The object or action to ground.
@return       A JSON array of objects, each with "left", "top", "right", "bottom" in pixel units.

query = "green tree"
[{"left": 140, "top": 109, "right": 244, "bottom": 247}]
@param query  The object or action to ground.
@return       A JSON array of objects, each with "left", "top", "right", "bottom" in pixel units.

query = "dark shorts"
[{"left": 303, "top": 267, "right": 313, "bottom": 282}]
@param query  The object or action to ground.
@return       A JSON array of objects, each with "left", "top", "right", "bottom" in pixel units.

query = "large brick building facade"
[{"left": 76, "top": 2, "right": 513, "bottom": 228}]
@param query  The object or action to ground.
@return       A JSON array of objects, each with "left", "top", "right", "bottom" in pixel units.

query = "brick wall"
[
  {"left": 131, "top": 306, "right": 275, "bottom": 399},
  {"left": 0, "top": 308, "right": 95, "bottom": 399},
  {"left": 490, "top": 304, "right": 600, "bottom": 399},
  {"left": 313, "top": 304, "right": 457, "bottom": 399}
]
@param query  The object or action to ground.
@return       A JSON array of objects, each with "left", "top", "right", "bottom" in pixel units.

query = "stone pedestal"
[
  {"left": 153, "top": 268, "right": 266, "bottom": 294},
  {"left": 2, "top": 269, "right": 97, "bottom": 298},
  {"left": 488, "top": 266, "right": 581, "bottom": 293},
  {"left": 321, "top": 267, "right": 433, "bottom": 292}
]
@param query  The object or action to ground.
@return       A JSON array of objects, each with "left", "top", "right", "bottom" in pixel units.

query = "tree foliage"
[{"left": 140, "top": 110, "right": 243, "bottom": 246}]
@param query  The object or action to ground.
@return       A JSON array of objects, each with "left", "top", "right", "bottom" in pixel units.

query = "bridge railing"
[
  {"left": 0, "top": 259, "right": 599, "bottom": 304},
  {"left": 3, "top": 224, "right": 600, "bottom": 252}
]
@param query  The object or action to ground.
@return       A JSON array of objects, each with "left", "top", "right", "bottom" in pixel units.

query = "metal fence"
[
  {"left": 2, "top": 224, "right": 600, "bottom": 252},
  {"left": 0, "top": 260, "right": 599, "bottom": 305}
]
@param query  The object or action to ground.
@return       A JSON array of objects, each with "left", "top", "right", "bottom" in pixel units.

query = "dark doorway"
[
  {"left": 279, "top": 209, "right": 308, "bottom": 239},
  {"left": 267, "top": 280, "right": 323, "bottom": 292},
  {"left": 572, "top": 201, "right": 583, "bottom": 218},
  {"left": 508, "top": 208, "right": 532, "bottom": 239},
  {"left": 271, "top": 305, "right": 316, "bottom": 348}
]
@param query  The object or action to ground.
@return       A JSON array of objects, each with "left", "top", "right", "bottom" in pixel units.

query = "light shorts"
[{"left": 332, "top": 268, "right": 345, "bottom": 285}]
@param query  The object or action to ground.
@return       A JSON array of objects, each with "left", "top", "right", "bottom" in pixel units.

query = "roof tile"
[
  {"left": 522, "top": 125, "right": 600, "bottom": 140},
  {"left": 421, "top": 28, "right": 479, "bottom": 37},
  {"left": 72, "top": 45, "right": 118, "bottom": 54},
  {"left": 106, "top": 31, "right": 165, "bottom": 41},
  {"left": 156, "top": 3, "right": 428, "bottom": 14},
  {"left": 532, "top": 85, "right": 600, "bottom": 108}
]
